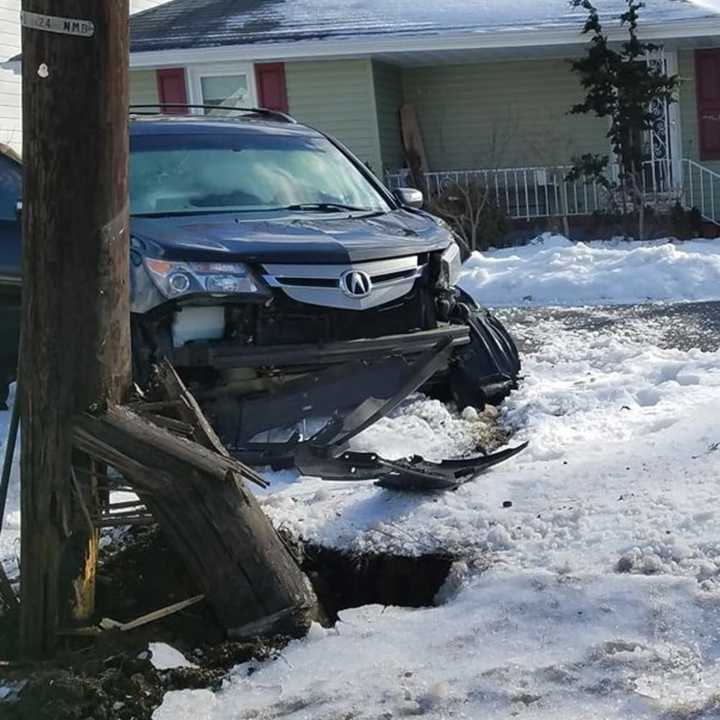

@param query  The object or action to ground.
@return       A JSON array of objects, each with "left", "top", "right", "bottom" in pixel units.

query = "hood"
[{"left": 130, "top": 208, "right": 453, "bottom": 265}]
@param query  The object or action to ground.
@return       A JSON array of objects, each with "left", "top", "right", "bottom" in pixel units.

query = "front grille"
[
  {"left": 261, "top": 256, "right": 425, "bottom": 311},
  {"left": 276, "top": 277, "right": 337, "bottom": 288},
  {"left": 248, "top": 287, "right": 437, "bottom": 346}
]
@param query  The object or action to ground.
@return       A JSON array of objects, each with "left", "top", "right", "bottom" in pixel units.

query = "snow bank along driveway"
[
  {"left": 461, "top": 235, "right": 720, "bottom": 308},
  {"left": 153, "top": 237, "right": 720, "bottom": 720}
]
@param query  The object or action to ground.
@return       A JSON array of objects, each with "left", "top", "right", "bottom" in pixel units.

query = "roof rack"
[{"left": 129, "top": 104, "right": 297, "bottom": 124}]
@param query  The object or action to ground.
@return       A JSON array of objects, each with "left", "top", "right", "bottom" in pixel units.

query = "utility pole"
[{"left": 20, "top": 1, "right": 131, "bottom": 657}]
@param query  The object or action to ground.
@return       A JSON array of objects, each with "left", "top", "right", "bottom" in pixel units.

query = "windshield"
[{"left": 129, "top": 130, "right": 391, "bottom": 216}]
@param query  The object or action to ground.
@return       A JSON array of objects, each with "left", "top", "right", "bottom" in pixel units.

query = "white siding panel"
[
  {"left": 372, "top": 62, "right": 404, "bottom": 172},
  {"left": 130, "top": 69, "right": 159, "bottom": 107},
  {"left": 0, "top": 0, "right": 19, "bottom": 61},
  {"left": 285, "top": 59, "right": 382, "bottom": 173},
  {"left": 0, "top": 65, "right": 20, "bottom": 151},
  {"left": 0, "top": 0, "right": 22, "bottom": 153},
  {"left": 403, "top": 59, "right": 609, "bottom": 171}
]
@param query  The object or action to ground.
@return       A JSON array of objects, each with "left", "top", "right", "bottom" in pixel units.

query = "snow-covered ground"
[
  {"left": 460, "top": 235, "right": 720, "bottom": 308},
  {"left": 3, "top": 236, "right": 720, "bottom": 719}
]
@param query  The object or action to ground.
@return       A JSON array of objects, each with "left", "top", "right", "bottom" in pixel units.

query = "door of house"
[
  {"left": 695, "top": 49, "right": 720, "bottom": 162},
  {"left": 644, "top": 48, "right": 677, "bottom": 194},
  {"left": 608, "top": 50, "right": 677, "bottom": 193}
]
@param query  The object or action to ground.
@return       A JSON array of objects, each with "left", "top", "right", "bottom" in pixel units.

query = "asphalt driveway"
[{"left": 498, "top": 301, "right": 720, "bottom": 354}]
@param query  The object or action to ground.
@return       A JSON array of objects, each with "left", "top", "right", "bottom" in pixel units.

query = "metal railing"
[
  {"left": 681, "top": 158, "right": 720, "bottom": 225},
  {"left": 386, "top": 160, "right": 681, "bottom": 222}
]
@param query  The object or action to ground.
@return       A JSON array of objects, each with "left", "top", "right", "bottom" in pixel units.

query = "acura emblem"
[{"left": 340, "top": 270, "right": 373, "bottom": 298}]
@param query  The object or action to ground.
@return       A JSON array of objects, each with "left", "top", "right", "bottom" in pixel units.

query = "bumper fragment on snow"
[
  {"left": 295, "top": 442, "right": 529, "bottom": 492},
  {"left": 231, "top": 336, "right": 528, "bottom": 491}
]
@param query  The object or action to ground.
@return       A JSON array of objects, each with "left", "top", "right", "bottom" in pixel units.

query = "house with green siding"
[{"left": 128, "top": 0, "right": 720, "bottom": 224}]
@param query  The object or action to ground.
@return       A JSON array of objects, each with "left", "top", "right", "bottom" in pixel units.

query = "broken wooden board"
[
  {"left": 73, "top": 405, "right": 318, "bottom": 635},
  {"left": 131, "top": 359, "right": 269, "bottom": 489}
]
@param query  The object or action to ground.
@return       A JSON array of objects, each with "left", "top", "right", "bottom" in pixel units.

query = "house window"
[
  {"left": 696, "top": 49, "right": 720, "bottom": 161},
  {"left": 200, "top": 75, "right": 250, "bottom": 110},
  {"left": 188, "top": 64, "right": 257, "bottom": 114}
]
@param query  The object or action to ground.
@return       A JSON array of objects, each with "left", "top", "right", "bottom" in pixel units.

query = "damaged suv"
[{"left": 2, "top": 108, "right": 523, "bottom": 486}]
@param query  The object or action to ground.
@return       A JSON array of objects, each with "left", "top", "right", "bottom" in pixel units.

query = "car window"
[
  {"left": 0, "top": 155, "right": 21, "bottom": 222},
  {"left": 129, "top": 131, "right": 391, "bottom": 216}
]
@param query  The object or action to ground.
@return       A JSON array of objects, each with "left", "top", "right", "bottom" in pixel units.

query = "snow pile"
[
  {"left": 459, "top": 235, "right": 720, "bottom": 307},
  {"left": 348, "top": 397, "right": 502, "bottom": 461},
  {"left": 155, "top": 573, "right": 720, "bottom": 720}
]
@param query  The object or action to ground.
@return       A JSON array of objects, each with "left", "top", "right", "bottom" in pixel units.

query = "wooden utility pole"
[{"left": 20, "top": 1, "right": 131, "bottom": 657}]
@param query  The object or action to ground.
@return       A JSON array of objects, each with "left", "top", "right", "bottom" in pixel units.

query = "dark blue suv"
[{"left": 0, "top": 109, "right": 519, "bottom": 451}]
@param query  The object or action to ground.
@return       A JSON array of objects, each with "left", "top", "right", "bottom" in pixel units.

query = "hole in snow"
[{"left": 301, "top": 544, "right": 454, "bottom": 621}]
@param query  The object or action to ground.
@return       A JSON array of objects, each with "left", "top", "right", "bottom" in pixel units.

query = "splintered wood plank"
[
  {"left": 73, "top": 407, "right": 317, "bottom": 635},
  {"left": 155, "top": 359, "right": 230, "bottom": 457}
]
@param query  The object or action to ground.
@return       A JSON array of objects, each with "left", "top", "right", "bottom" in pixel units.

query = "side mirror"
[
  {"left": 15, "top": 199, "right": 22, "bottom": 218},
  {"left": 393, "top": 187, "right": 424, "bottom": 209}
]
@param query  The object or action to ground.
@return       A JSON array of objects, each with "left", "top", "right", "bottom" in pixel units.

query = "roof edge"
[{"left": 129, "top": 17, "right": 720, "bottom": 67}]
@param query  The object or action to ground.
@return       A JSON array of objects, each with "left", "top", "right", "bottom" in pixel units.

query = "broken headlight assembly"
[
  {"left": 437, "top": 242, "right": 462, "bottom": 289},
  {"left": 144, "top": 259, "right": 265, "bottom": 299}
]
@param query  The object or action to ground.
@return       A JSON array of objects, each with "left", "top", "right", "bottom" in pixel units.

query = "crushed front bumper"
[
  {"left": 169, "top": 312, "right": 525, "bottom": 492},
  {"left": 172, "top": 324, "right": 470, "bottom": 370},
  {"left": 218, "top": 334, "right": 526, "bottom": 492}
]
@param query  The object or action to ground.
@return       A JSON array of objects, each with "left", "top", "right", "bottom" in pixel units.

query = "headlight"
[
  {"left": 144, "top": 259, "right": 263, "bottom": 299},
  {"left": 438, "top": 242, "right": 462, "bottom": 289}
]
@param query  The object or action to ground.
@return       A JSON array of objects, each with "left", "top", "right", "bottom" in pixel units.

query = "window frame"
[{"left": 187, "top": 63, "right": 258, "bottom": 113}]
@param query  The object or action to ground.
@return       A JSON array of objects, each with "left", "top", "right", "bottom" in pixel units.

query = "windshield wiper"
[{"left": 283, "top": 203, "right": 374, "bottom": 213}]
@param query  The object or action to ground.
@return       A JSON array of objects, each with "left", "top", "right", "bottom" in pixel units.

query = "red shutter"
[
  {"left": 255, "top": 63, "right": 289, "bottom": 113},
  {"left": 696, "top": 50, "right": 720, "bottom": 161},
  {"left": 156, "top": 68, "right": 188, "bottom": 114}
]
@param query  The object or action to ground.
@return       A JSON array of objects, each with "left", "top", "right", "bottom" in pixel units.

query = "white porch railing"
[
  {"left": 682, "top": 158, "right": 720, "bottom": 225},
  {"left": 386, "top": 160, "right": 681, "bottom": 222}
]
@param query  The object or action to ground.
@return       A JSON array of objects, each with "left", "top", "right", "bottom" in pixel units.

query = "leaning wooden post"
[
  {"left": 20, "top": 1, "right": 131, "bottom": 657},
  {"left": 73, "top": 405, "right": 321, "bottom": 638}
]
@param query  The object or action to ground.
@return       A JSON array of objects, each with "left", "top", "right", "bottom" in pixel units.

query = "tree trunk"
[{"left": 20, "top": 0, "right": 131, "bottom": 657}]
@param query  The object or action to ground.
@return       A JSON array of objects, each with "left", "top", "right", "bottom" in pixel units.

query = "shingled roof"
[{"left": 130, "top": 0, "right": 720, "bottom": 54}]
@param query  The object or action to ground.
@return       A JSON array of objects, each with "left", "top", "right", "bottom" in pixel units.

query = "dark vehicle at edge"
[{"left": 0, "top": 109, "right": 520, "bottom": 473}]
